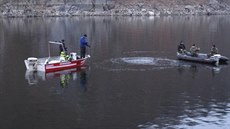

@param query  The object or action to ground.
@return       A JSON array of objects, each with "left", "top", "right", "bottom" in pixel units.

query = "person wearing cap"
[
  {"left": 178, "top": 41, "right": 186, "bottom": 53},
  {"left": 80, "top": 34, "right": 90, "bottom": 58}
]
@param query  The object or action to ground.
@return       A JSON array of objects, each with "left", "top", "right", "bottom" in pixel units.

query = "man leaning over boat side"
[{"left": 79, "top": 34, "right": 90, "bottom": 58}]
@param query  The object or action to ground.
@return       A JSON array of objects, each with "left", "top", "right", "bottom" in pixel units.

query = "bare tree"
[
  {"left": 44, "top": 0, "right": 50, "bottom": 6},
  {"left": 63, "top": 0, "right": 67, "bottom": 5},
  {"left": 91, "top": 0, "right": 95, "bottom": 11}
]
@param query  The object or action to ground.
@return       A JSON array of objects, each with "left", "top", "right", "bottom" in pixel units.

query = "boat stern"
[
  {"left": 220, "top": 56, "right": 229, "bottom": 63},
  {"left": 24, "top": 57, "right": 38, "bottom": 71},
  {"left": 212, "top": 54, "right": 229, "bottom": 64}
]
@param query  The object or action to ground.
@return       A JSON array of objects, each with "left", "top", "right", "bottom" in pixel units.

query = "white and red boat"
[{"left": 24, "top": 41, "right": 90, "bottom": 73}]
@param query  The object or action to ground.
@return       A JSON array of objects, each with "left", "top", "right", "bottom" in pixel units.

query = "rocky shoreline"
[{"left": 1, "top": 0, "right": 230, "bottom": 17}]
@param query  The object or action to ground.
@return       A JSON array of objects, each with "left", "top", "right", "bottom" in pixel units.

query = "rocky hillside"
[{"left": 0, "top": 0, "right": 230, "bottom": 17}]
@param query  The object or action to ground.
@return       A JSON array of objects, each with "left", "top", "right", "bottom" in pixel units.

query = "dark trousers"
[{"left": 80, "top": 47, "right": 86, "bottom": 58}]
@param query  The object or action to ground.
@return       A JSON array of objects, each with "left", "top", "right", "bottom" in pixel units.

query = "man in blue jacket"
[{"left": 80, "top": 34, "right": 90, "bottom": 58}]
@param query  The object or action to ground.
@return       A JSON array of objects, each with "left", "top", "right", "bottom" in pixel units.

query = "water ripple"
[
  {"left": 94, "top": 57, "right": 181, "bottom": 71},
  {"left": 94, "top": 56, "right": 227, "bottom": 72}
]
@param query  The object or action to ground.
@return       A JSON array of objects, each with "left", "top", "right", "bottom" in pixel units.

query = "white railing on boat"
[{"left": 48, "top": 41, "right": 63, "bottom": 45}]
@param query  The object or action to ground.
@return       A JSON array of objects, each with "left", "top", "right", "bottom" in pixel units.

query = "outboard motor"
[
  {"left": 210, "top": 54, "right": 221, "bottom": 66},
  {"left": 25, "top": 57, "right": 38, "bottom": 71},
  {"left": 70, "top": 52, "right": 77, "bottom": 60}
]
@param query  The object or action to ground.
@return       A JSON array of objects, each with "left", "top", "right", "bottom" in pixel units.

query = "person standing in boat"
[
  {"left": 59, "top": 39, "right": 67, "bottom": 54},
  {"left": 190, "top": 44, "right": 200, "bottom": 57},
  {"left": 178, "top": 41, "right": 186, "bottom": 53},
  {"left": 80, "top": 34, "right": 90, "bottom": 58},
  {"left": 210, "top": 45, "right": 218, "bottom": 56}
]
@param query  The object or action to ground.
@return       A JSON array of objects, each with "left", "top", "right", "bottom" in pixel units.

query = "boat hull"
[
  {"left": 45, "top": 59, "right": 86, "bottom": 73},
  {"left": 177, "top": 52, "right": 218, "bottom": 65}
]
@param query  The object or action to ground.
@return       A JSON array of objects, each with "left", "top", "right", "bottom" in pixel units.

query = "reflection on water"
[
  {"left": 25, "top": 66, "right": 89, "bottom": 91},
  {"left": 177, "top": 61, "right": 228, "bottom": 77},
  {"left": 138, "top": 97, "right": 230, "bottom": 129}
]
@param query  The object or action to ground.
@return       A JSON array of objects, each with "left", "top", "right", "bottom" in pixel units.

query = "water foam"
[{"left": 95, "top": 57, "right": 181, "bottom": 71}]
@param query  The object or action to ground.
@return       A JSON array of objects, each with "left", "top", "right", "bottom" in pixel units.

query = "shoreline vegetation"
[{"left": 1, "top": 0, "right": 230, "bottom": 17}]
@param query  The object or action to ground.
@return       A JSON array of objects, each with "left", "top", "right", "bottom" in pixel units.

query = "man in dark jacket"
[
  {"left": 178, "top": 41, "right": 186, "bottom": 53},
  {"left": 80, "top": 34, "right": 90, "bottom": 58},
  {"left": 59, "top": 39, "right": 67, "bottom": 54}
]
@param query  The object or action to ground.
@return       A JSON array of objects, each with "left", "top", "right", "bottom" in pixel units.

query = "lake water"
[{"left": 1, "top": 16, "right": 230, "bottom": 129}]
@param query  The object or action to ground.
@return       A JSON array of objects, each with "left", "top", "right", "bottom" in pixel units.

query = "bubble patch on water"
[
  {"left": 94, "top": 56, "right": 226, "bottom": 72},
  {"left": 94, "top": 57, "right": 185, "bottom": 71},
  {"left": 117, "top": 57, "right": 156, "bottom": 65},
  {"left": 112, "top": 57, "right": 179, "bottom": 66}
]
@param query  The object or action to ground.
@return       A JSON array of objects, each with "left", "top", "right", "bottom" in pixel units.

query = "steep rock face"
[
  {"left": 0, "top": 0, "right": 230, "bottom": 17},
  {"left": 0, "top": 0, "right": 116, "bottom": 16}
]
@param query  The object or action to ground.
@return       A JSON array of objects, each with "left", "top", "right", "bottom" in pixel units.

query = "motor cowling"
[
  {"left": 27, "top": 57, "right": 38, "bottom": 71},
  {"left": 70, "top": 52, "right": 77, "bottom": 60}
]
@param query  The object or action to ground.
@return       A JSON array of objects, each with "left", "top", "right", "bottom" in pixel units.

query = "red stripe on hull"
[{"left": 45, "top": 59, "right": 86, "bottom": 73}]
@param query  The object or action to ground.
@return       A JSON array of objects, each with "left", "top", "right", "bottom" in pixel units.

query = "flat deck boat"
[
  {"left": 177, "top": 52, "right": 228, "bottom": 65},
  {"left": 24, "top": 41, "right": 90, "bottom": 73}
]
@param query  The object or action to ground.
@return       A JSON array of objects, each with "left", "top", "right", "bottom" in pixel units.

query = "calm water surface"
[{"left": 1, "top": 16, "right": 230, "bottom": 129}]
